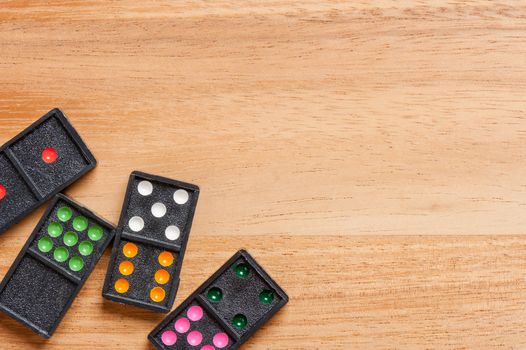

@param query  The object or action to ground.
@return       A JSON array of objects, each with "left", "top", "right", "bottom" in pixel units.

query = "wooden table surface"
[{"left": 1, "top": 1, "right": 525, "bottom": 349}]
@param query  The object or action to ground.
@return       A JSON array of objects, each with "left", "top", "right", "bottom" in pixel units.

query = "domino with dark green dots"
[
  {"left": 148, "top": 250, "right": 288, "bottom": 350},
  {"left": 0, "top": 194, "right": 115, "bottom": 338}
]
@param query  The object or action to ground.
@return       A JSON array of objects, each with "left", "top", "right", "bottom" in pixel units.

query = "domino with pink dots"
[{"left": 148, "top": 250, "right": 288, "bottom": 350}]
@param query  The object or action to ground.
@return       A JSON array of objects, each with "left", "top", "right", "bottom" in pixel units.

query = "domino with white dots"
[{"left": 102, "top": 171, "right": 200, "bottom": 313}]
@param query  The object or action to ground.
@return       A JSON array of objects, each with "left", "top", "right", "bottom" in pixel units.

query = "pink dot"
[
  {"left": 187, "top": 305, "right": 203, "bottom": 321},
  {"left": 174, "top": 317, "right": 191, "bottom": 333},
  {"left": 161, "top": 330, "right": 177, "bottom": 346},
  {"left": 201, "top": 346, "right": 215, "bottom": 350},
  {"left": 187, "top": 330, "right": 203, "bottom": 346},
  {"left": 213, "top": 333, "right": 229, "bottom": 348}
]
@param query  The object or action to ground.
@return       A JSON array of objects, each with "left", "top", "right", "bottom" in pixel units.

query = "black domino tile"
[
  {"left": 105, "top": 239, "right": 180, "bottom": 309},
  {"left": 148, "top": 250, "right": 289, "bottom": 350},
  {"left": 0, "top": 108, "right": 96, "bottom": 235},
  {"left": 102, "top": 171, "right": 199, "bottom": 313},
  {"left": 0, "top": 153, "right": 37, "bottom": 230},
  {"left": 0, "top": 194, "right": 115, "bottom": 338}
]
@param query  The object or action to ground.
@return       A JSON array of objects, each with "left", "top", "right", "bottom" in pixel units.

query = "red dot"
[
  {"left": 42, "top": 147, "right": 58, "bottom": 164},
  {"left": 0, "top": 184, "right": 6, "bottom": 201}
]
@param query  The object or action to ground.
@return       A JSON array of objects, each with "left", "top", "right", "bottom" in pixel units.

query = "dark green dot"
[
  {"left": 231, "top": 314, "right": 248, "bottom": 329},
  {"left": 54, "top": 247, "right": 69, "bottom": 262},
  {"left": 259, "top": 289, "right": 274, "bottom": 304},
  {"left": 47, "top": 222, "right": 63, "bottom": 237},
  {"left": 88, "top": 225, "right": 103, "bottom": 241},
  {"left": 38, "top": 237, "right": 53, "bottom": 253},
  {"left": 234, "top": 263, "right": 250, "bottom": 278},
  {"left": 57, "top": 207, "right": 72, "bottom": 222},
  {"left": 207, "top": 287, "right": 223, "bottom": 303},
  {"left": 78, "top": 241, "right": 94, "bottom": 256},
  {"left": 69, "top": 256, "right": 84, "bottom": 272},
  {"left": 72, "top": 216, "right": 88, "bottom": 231},
  {"left": 63, "top": 231, "right": 78, "bottom": 246}
]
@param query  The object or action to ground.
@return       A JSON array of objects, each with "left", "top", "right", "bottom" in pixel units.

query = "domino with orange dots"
[
  {"left": 0, "top": 108, "right": 96, "bottom": 235},
  {"left": 148, "top": 250, "right": 288, "bottom": 350},
  {"left": 102, "top": 171, "right": 199, "bottom": 312},
  {"left": 0, "top": 194, "right": 115, "bottom": 338}
]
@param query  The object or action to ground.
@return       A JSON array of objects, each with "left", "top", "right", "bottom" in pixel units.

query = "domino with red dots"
[
  {"left": 148, "top": 250, "right": 288, "bottom": 350},
  {"left": 0, "top": 108, "right": 96, "bottom": 235},
  {"left": 102, "top": 171, "right": 199, "bottom": 312}
]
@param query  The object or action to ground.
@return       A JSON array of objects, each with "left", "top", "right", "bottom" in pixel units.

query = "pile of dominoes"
[{"left": 0, "top": 109, "right": 288, "bottom": 349}]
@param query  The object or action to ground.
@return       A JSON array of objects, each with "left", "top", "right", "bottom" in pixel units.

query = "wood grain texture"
[{"left": 0, "top": 1, "right": 525, "bottom": 349}]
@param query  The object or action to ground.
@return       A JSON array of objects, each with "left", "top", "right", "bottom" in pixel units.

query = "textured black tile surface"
[
  {"left": 148, "top": 250, "right": 289, "bottom": 350},
  {"left": 0, "top": 255, "right": 76, "bottom": 334},
  {"left": 0, "top": 108, "right": 96, "bottom": 235},
  {"left": 0, "top": 194, "right": 115, "bottom": 338},
  {"left": 102, "top": 171, "right": 199, "bottom": 313},
  {"left": 0, "top": 154, "right": 38, "bottom": 229},
  {"left": 10, "top": 116, "right": 90, "bottom": 197}
]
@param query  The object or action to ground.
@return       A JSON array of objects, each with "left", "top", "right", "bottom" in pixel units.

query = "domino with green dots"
[
  {"left": 0, "top": 194, "right": 115, "bottom": 338},
  {"left": 36, "top": 204, "right": 106, "bottom": 274}
]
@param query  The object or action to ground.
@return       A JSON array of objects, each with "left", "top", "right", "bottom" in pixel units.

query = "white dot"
[
  {"left": 165, "top": 225, "right": 180, "bottom": 240},
  {"left": 138, "top": 181, "right": 153, "bottom": 196},
  {"left": 151, "top": 202, "right": 167, "bottom": 218},
  {"left": 128, "top": 216, "right": 144, "bottom": 232},
  {"left": 173, "top": 189, "right": 189, "bottom": 205}
]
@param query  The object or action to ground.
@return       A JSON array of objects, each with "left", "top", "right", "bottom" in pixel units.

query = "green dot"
[
  {"left": 207, "top": 287, "right": 223, "bottom": 303},
  {"left": 72, "top": 216, "right": 88, "bottom": 231},
  {"left": 78, "top": 241, "right": 94, "bottom": 256},
  {"left": 38, "top": 237, "right": 53, "bottom": 253},
  {"left": 259, "top": 289, "right": 274, "bottom": 304},
  {"left": 231, "top": 314, "right": 248, "bottom": 329},
  {"left": 88, "top": 225, "right": 103, "bottom": 241},
  {"left": 69, "top": 256, "right": 84, "bottom": 272},
  {"left": 57, "top": 207, "right": 73, "bottom": 222},
  {"left": 54, "top": 247, "right": 69, "bottom": 262},
  {"left": 63, "top": 231, "right": 78, "bottom": 247},
  {"left": 47, "top": 222, "right": 63, "bottom": 237},
  {"left": 233, "top": 263, "right": 250, "bottom": 278}
]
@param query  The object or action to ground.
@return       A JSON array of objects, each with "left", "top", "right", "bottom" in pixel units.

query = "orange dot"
[
  {"left": 158, "top": 251, "right": 174, "bottom": 267},
  {"left": 115, "top": 278, "right": 129, "bottom": 294},
  {"left": 155, "top": 269, "right": 170, "bottom": 284},
  {"left": 150, "top": 287, "right": 166, "bottom": 302},
  {"left": 119, "top": 261, "right": 134, "bottom": 276},
  {"left": 123, "top": 242, "right": 138, "bottom": 258}
]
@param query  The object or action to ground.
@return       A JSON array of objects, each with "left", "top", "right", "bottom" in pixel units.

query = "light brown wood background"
[{"left": 0, "top": 1, "right": 525, "bottom": 349}]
